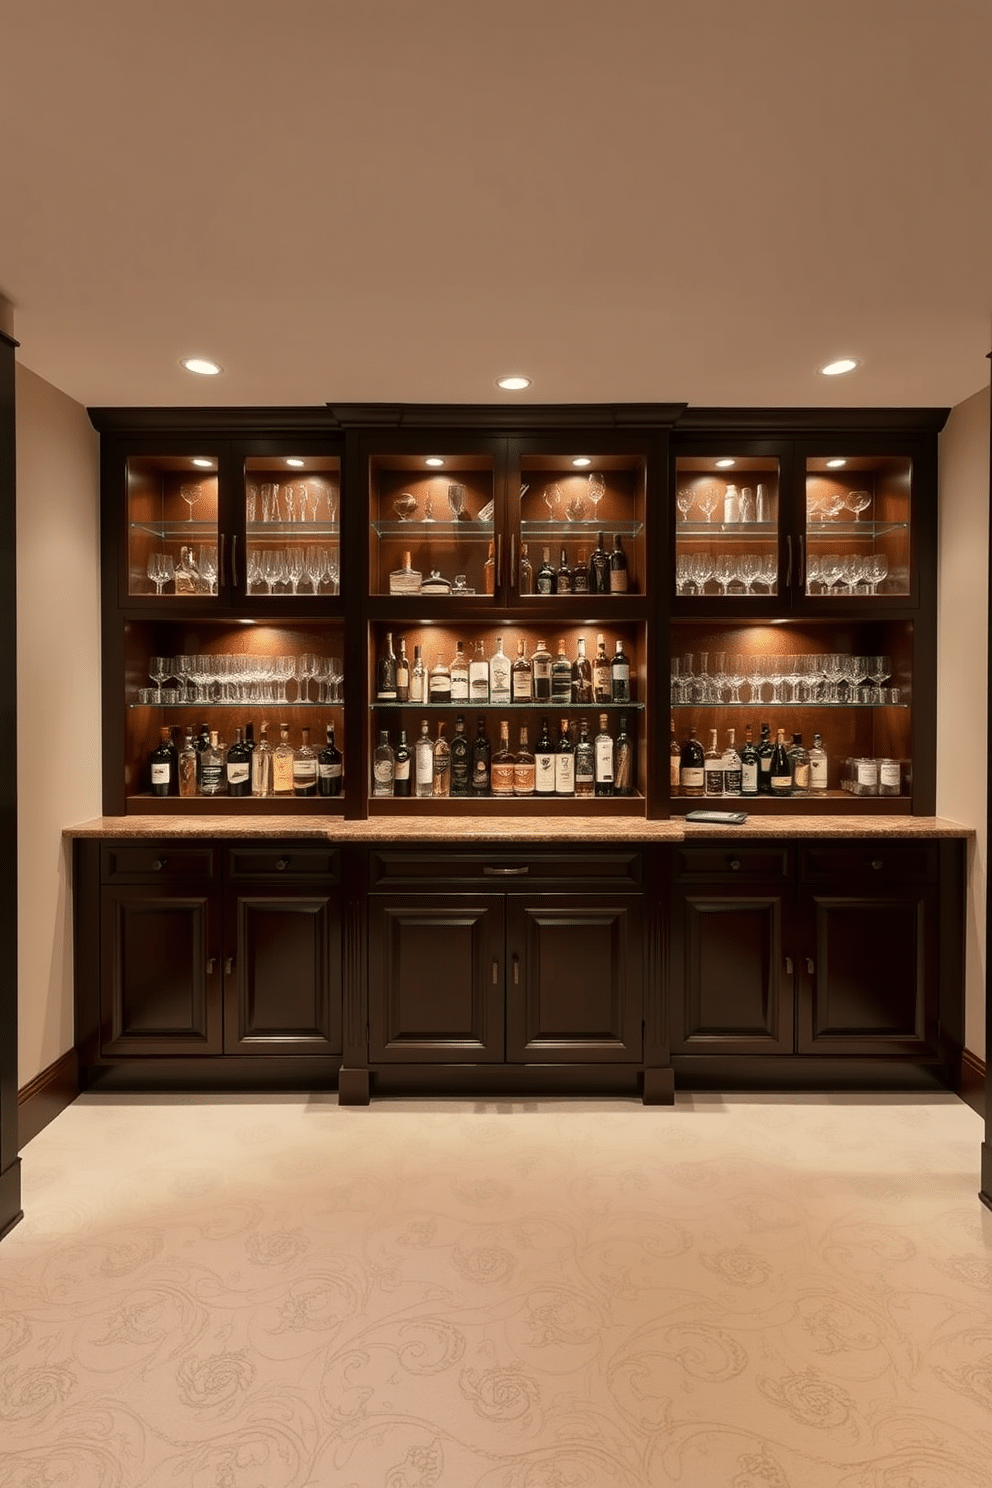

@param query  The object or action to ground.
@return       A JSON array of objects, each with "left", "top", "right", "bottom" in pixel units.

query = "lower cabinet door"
[
  {"left": 670, "top": 886, "right": 793, "bottom": 1054},
  {"left": 506, "top": 897, "right": 643, "bottom": 1062},
  {"left": 224, "top": 889, "right": 342, "bottom": 1054},
  {"left": 796, "top": 887, "right": 939, "bottom": 1055},
  {"left": 368, "top": 895, "right": 506, "bottom": 1062},
  {"left": 100, "top": 885, "right": 223, "bottom": 1055}
]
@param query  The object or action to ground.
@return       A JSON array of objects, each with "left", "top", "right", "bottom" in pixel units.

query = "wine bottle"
[
  {"left": 513, "top": 725, "right": 536, "bottom": 797},
  {"left": 572, "top": 547, "right": 590, "bottom": 594},
  {"left": 396, "top": 638, "right": 410, "bottom": 702},
  {"left": 372, "top": 730, "right": 395, "bottom": 796},
  {"left": 293, "top": 726, "right": 318, "bottom": 796},
  {"left": 809, "top": 731, "right": 828, "bottom": 791},
  {"left": 593, "top": 634, "right": 612, "bottom": 703},
  {"left": 611, "top": 638, "right": 631, "bottom": 703},
  {"left": 318, "top": 723, "right": 343, "bottom": 797},
  {"left": 377, "top": 632, "right": 397, "bottom": 701},
  {"left": 614, "top": 713, "right": 633, "bottom": 795},
  {"left": 704, "top": 727, "right": 724, "bottom": 797},
  {"left": 226, "top": 726, "right": 252, "bottom": 797},
  {"left": 251, "top": 723, "right": 273, "bottom": 797},
  {"left": 556, "top": 546, "right": 573, "bottom": 594},
  {"left": 679, "top": 727, "right": 705, "bottom": 798},
  {"left": 199, "top": 729, "right": 226, "bottom": 796},
  {"left": 511, "top": 639, "right": 533, "bottom": 703},
  {"left": 273, "top": 724, "right": 295, "bottom": 796},
  {"left": 429, "top": 652, "right": 452, "bottom": 705},
  {"left": 410, "top": 644, "right": 426, "bottom": 705},
  {"left": 757, "top": 721, "right": 774, "bottom": 794},
  {"left": 609, "top": 533, "right": 629, "bottom": 593},
  {"left": 414, "top": 720, "right": 433, "bottom": 798},
  {"left": 551, "top": 639, "right": 572, "bottom": 703},
  {"left": 432, "top": 722, "right": 451, "bottom": 797},
  {"left": 589, "top": 532, "right": 610, "bottom": 594},
  {"left": 722, "top": 728, "right": 742, "bottom": 797},
  {"left": 491, "top": 720, "right": 515, "bottom": 797},
  {"left": 669, "top": 717, "right": 681, "bottom": 794},
  {"left": 740, "top": 724, "right": 759, "bottom": 797},
  {"left": 393, "top": 728, "right": 411, "bottom": 797},
  {"left": 535, "top": 717, "right": 556, "bottom": 797},
  {"left": 789, "top": 732, "right": 810, "bottom": 796},
  {"left": 769, "top": 727, "right": 793, "bottom": 797},
  {"left": 554, "top": 717, "right": 575, "bottom": 797},
  {"left": 574, "top": 720, "right": 595, "bottom": 798},
  {"left": 469, "top": 639, "right": 489, "bottom": 703},
  {"left": 489, "top": 635, "right": 512, "bottom": 705},
  {"left": 532, "top": 639, "right": 552, "bottom": 701},
  {"left": 536, "top": 547, "right": 556, "bottom": 596},
  {"left": 149, "top": 726, "right": 177, "bottom": 797},
  {"left": 571, "top": 634, "right": 593, "bottom": 704},
  {"left": 178, "top": 727, "right": 199, "bottom": 798},
  {"left": 450, "top": 716, "right": 471, "bottom": 795},
  {"left": 471, "top": 715, "right": 491, "bottom": 795},
  {"left": 450, "top": 640, "right": 469, "bottom": 702},
  {"left": 518, "top": 542, "right": 534, "bottom": 596},
  {"left": 595, "top": 713, "right": 615, "bottom": 796}
]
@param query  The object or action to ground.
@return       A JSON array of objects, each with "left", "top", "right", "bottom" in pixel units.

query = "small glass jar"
[
  {"left": 850, "top": 758, "right": 879, "bottom": 796},
  {"left": 877, "top": 758, "right": 901, "bottom": 796}
]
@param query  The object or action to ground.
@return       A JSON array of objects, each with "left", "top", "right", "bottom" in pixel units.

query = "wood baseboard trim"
[
  {"left": 959, "top": 1047, "right": 985, "bottom": 1118},
  {"left": 18, "top": 1049, "right": 80, "bottom": 1149}
]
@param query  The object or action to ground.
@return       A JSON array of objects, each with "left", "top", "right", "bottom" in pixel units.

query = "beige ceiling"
[{"left": 1, "top": 0, "right": 990, "bottom": 412}]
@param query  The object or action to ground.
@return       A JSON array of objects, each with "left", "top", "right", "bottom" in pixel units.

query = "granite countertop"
[{"left": 64, "top": 813, "right": 974, "bottom": 841}]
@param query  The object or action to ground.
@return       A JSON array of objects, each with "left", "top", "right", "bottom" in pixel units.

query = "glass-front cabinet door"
[
  {"left": 369, "top": 452, "right": 497, "bottom": 603},
  {"left": 244, "top": 455, "right": 341, "bottom": 601},
  {"left": 518, "top": 453, "right": 647, "bottom": 603},
  {"left": 803, "top": 453, "right": 912, "bottom": 603},
  {"left": 126, "top": 453, "right": 221, "bottom": 601},
  {"left": 673, "top": 451, "right": 782, "bottom": 606}
]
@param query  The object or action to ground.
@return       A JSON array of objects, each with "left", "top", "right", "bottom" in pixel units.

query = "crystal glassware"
[
  {"left": 447, "top": 484, "right": 468, "bottom": 521},
  {"left": 697, "top": 486, "right": 720, "bottom": 523},
  {"left": 846, "top": 490, "right": 872, "bottom": 520},
  {"left": 180, "top": 484, "right": 201, "bottom": 521},
  {"left": 676, "top": 488, "right": 694, "bottom": 522},
  {"left": 587, "top": 472, "right": 605, "bottom": 520},
  {"left": 393, "top": 493, "right": 418, "bottom": 521}
]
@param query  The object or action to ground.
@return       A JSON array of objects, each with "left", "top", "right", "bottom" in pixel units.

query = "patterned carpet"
[{"left": 0, "top": 1091, "right": 990, "bottom": 1487}]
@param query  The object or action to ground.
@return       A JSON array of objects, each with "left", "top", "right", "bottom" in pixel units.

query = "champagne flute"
[
  {"left": 587, "top": 472, "right": 605, "bottom": 520},
  {"left": 286, "top": 548, "right": 306, "bottom": 595},
  {"left": 676, "top": 488, "right": 694, "bottom": 522}
]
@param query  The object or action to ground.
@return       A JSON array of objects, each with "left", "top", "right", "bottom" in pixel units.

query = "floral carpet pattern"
[{"left": 0, "top": 1091, "right": 990, "bottom": 1486}]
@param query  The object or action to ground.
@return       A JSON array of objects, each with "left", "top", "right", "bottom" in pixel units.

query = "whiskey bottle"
[
  {"left": 469, "top": 639, "right": 489, "bottom": 703},
  {"left": 572, "top": 547, "right": 590, "bottom": 595},
  {"left": 410, "top": 644, "right": 426, "bottom": 705},
  {"left": 593, "top": 634, "right": 612, "bottom": 703},
  {"left": 611, "top": 638, "right": 631, "bottom": 703},
  {"left": 809, "top": 732, "right": 828, "bottom": 791},
  {"left": 450, "top": 640, "right": 469, "bottom": 702},
  {"left": 293, "top": 726, "right": 318, "bottom": 796},
  {"left": 393, "top": 728, "right": 411, "bottom": 796},
  {"left": 396, "top": 638, "right": 410, "bottom": 702},
  {"left": 450, "top": 714, "right": 471, "bottom": 795},
  {"left": 740, "top": 724, "right": 759, "bottom": 797},
  {"left": 429, "top": 652, "right": 452, "bottom": 705},
  {"left": 614, "top": 713, "right": 633, "bottom": 795},
  {"left": 273, "top": 724, "right": 295, "bottom": 796},
  {"left": 669, "top": 717, "right": 681, "bottom": 794},
  {"left": 372, "top": 730, "right": 395, "bottom": 796},
  {"left": 574, "top": 719, "right": 595, "bottom": 798},
  {"left": 722, "top": 728, "right": 742, "bottom": 797},
  {"left": 589, "top": 532, "right": 610, "bottom": 594},
  {"left": 554, "top": 717, "right": 575, "bottom": 797},
  {"left": 200, "top": 729, "right": 226, "bottom": 796},
  {"left": 511, "top": 639, "right": 533, "bottom": 703},
  {"left": 491, "top": 720, "right": 516, "bottom": 797},
  {"left": 609, "top": 533, "right": 629, "bottom": 593},
  {"left": 551, "top": 639, "right": 572, "bottom": 704},
  {"left": 595, "top": 713, "right": 615, "bottom": 796},
  {"left": 536, "top": 547, "right": 556, "bottom": 596},
  {"left": 571, "top": 634, "right": 593, "bottom": 704},
  {"left": 704, "top": 728, "right": 724, "bottom": 797},
  {"left": 531, "top": 638, "right": 552, "bottom": 701},
  {"left": 679, "top": 727, "right": 705, "bottom": 798},
  {"left": 226, "top": 726, "right": 252, "bottom": 797},
  {"left": 318, "top": 723, "right": 343, "bottom": 796},
  {"left": 414, "top": 720, "right": 433, "bottom": 798},
  {"left": 178, "top": 727, "right": 199, "bottom": 798},
  {"left": 513, "top": 725, "right": 536, "bottom": 796},
  {"left": 556, "top": 546, "right": 573, "bottom": 594},
  {"left": 769, "top": 728, "right": 793, "bottom": 797},
  {"left": 377, "top": 632, "right": 397, "bottom": 701},
  {"left": 534, "top": 717, "right": 556, "bottom": 797},
  {"left": 518, "top": 542, "right": 534, "bottom": 596},
  {"left": 251, "top": 723, "right": 273, "bottom": 797},
  {"left": 471, "top": 715, "right": 492, "bottom": 796},
  {"left": 149, "top": 726, "right": 177, "bottom": 797},
  {"left": 789, "top": 732, "right": 810, "bottom": 796},
  {"left": 432, "top": 722, "right": 451, "bottom": 797},
  {"left": 489, "top": 635, "right": 512, "bottom": 705}
]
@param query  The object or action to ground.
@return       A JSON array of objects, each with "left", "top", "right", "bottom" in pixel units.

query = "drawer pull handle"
[
  {"left": 805, "top": 957, "right": 815, "bottom": 974},
  {"left": 785, "top": 956, "right": 794, "bottom": 975},
  {"left": 206, "top": 957, "right": 216, "bottom": 974},
  {"left": 483, "top": 865, "right": 529, "bottom": 876},
  {"left": 492, "top": 958, "right": 499, "bottom": 985},
  {"left": 870, "top": 859, "right": 883, "bottom": 871},
  {"left": 225, "top": 956, "right": 234, "bottom": 974},
  {"left": 152, "top": 858, "right": 166, "bottom": 871},
  {"left": 276, "top": 858, "right": 290, "bottom": 871},
  {"left": 729, "top": 858, "right": 741, "bottom": 871}
]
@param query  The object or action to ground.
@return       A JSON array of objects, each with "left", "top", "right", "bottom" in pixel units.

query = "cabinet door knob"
[
  {"left": 805, "top": 957, "right": 815, "bottom": 974},
  {"left": 512, "top": 954, "right": 520, "bottom": 986},
  {"left": 276, "top": 857, "right": 289, "bottom": 871},
  {"left": 483, "top": 865, "right": 529, "bottom": 876},
  {"left": 225, "top": 956, "right": 234, "bottom": 974},
  {"left": 870, "top": 858, "right": 883, "bottom": 871},
  {"left": 729, "top": 858, "right": 741, "bottom": 871},
  {"left": 206, "top": 957, "right": 216, "bottom": 974},
  {"left": 785, "top": 955, "right": 794, "bottom": 975},
  {"left": 152, "top": 858, "right": 166, "bottom": 871}
]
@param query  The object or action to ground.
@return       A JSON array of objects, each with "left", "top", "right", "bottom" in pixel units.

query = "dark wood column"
[{"left": 0, "top": 328, "right": 21, "bottom": 1240}]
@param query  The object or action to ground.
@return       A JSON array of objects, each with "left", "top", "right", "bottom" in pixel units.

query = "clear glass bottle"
[
  {"left": 571, "top": 635, "right": 593, "bottom": 704},
  {"left": 532, "top": 639, "right": 552, "bottom": 701},
  {"left": 471, "top": 715, "right": 491, "bottom": 796},
  {"left": 178, "top": 726, "right": 199, "bottom": 798},
  {"left": 489, "top": 634, "right": 512, "bottom": 705},
  {"left": 680, "top": 727, "right": 704, "bottom": 798},
  {"left": 273, "top": 724, "right": 296, "bottom": 796},
  {"left": 389, "top": 550, "right": 422, "bottom": 595},
  {"left": 149, "top": 725, "right": 176, "bottom": 797},
  {"left": 609, "top": 533, "right": 629, "bottom": 593},
  {"left": 410, "top": 644, "right": 426, "bottom": 705},
  {"left": 574, "top": 720, "right": 595, "bottom": 798},
  {"left": 377, "top": 632, "right": 397, "bottom": 701},
  {"left": 414, "top": 720, "right": 433, "bottom": 798},
  {"left": 372, "top": 730, "right": 395, "bottom": 796},
  {"left": 491, "top": 720, "right": 515, "bottom": 797},
  {"left": 393, "top": 728, "right": 411, "bottom": 796},
  {"left": 809, "top": 731, "right": 828, "bottom": 791},
  {"left": 450, "top": 714, "right": 471, "bottom": 795},
  {"left": 173, "top": 545, "right": 200, "bottom": 596},
  {"left": 537, "top": 547, "right": 556, "bottom": 596},
  {"left": 511, "top": 639, "right": 533, "bottom": 703},
  {"left": 450, "top": 640, "right": 469, "bottom": 702},
  {"left": 469, "top": 639, "right": 489, "bottom": 703},
  {"left": 704, "top": 727, "right": 724, "bottom": 797},
  {"left": 789, "top": 732, "right": 810, "bottom": 796},
  {"left": 722, "top": 728, "right": 742, "bottom": 796},
  {"left": 293, "top": 726, "right": 318, "bottom": 796},
  {"left": 554, "top": 717, "right": 575, "bottom": 797},
  {"left": 611, "top": 638, "right": 631, "bottom": 703},
  {"left": 534, "top": 717, "right": 556, "bottom": 797},
  {"left": 551, "top": 639, "right": 572, "bottom": 703},
  {"left": 251, "top": 723, "right": 273, "bottom": 797},
  {"left": 556, "top": 546, "right": 573, "bottom": 594},
  {"left": 318, "top": 723, "right": 343, "bottom": 797},
  {"left": 513, "top": 725, "right": 536, "bottom": 797},
  {"left": 429, "top": 652, "right": 452, "bottom": 705},
  {"left": 226, "top": 726, "right": 252, "bottom": 797},
  {"left": 432, "top": 722, "right": 451, "bottom": 797},
  {"left": 595, "top": 713, "right": 615, "bottom": 796},
  {"left": 518, "top": 542, "right": 534, "bottom": 596},
  {"left": 396, "top": 638, "right": 410, "bottom": 702},
  {"left": 200, "top": 729, "right": 226, "bottom": 796},
  {"left": 593, "top": 634, "right": 612, "bottom": 703}
]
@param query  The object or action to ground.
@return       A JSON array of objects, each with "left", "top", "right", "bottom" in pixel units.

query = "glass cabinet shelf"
[
  {"left": 247, "top": 521, "right": 339, "bottom": 538},
  {"left": 522, "top": 519, "right": 643, "bottom": 542},
  {"left": 371, "top": 701, "right": 646, "bottom": 712},
  {"left": 372, "top": 519, "right": 493, "bottom": 540},
  {"left": 130, "top": 519, "right": 217, "bottom": 538}
]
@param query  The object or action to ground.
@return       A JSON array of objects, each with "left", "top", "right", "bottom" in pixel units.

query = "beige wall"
[
  {"left": 15, "top": 365, "right": 101, "bottom": 1087},
  {"left": 937, "top": 384, "right": 990, "bottom": 1057}
]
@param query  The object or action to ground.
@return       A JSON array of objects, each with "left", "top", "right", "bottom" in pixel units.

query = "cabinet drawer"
[
  {"left": 801, "top": 842, "right": 938, "bottom": 883},
  {"left": 369, "top": 849, "right": 643, "bottom": 891},
  {"left": 102, "top": 844, "right": 217, "bottom": 882},
  {"left": 673, "top": 846, "right": 790, "bottom": 881},
  {"left": 226, "top": 846, "right": 341, "bottom": 881}
]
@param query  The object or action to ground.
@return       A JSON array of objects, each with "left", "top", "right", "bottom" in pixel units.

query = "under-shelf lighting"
[
  {"left": 286, "top": 457, "right": 305, "bottom": 468},
  {"left": 826, "top": 458, "right": 847, "bottom": 469},
  {"left": 819, "top": 357, "right": 859, "bottom": 376},
  {"left": 180, "top": 357, "right": 222, "bottom": 376},
  {"left": 425, "top": 457, "right": 445, "bottom": 467},
  {"left": 715, "top": 459, "right": 736, "bottom": 469},
  {"left": 191, "top": 458, "right": 213, "bottom": 469},
  {"left": 572, "top": 457, "right": 592, "bottom": 467},
  {"left": 497, "top": 376, "right": 531, "bottom": 391}
]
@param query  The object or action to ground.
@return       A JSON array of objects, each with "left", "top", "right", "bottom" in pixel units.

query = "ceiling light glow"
[
  {"left": 819, "top": 358, "right": 858, "bottom": 376},
  {"left": 181, "top": 357, "right": 222, "bottom": 376},
  {"left": 497, "top": 376, "right": 531, "bottom": 391},
  {"left": 191, "top": 458, "right": 213, "bottom": 468},
  {"left": 826, "top": 458, "right": 847, "bottom": 469},
  {"left": 572, "top": 457, "right": 592, "bottom": 467},
  {"left": 425, "top": 457, "right": 445, "bottom": 467},
  {"left": 715, "top": 458, "right": 736, "bottom": 469},
  {"left": 286, "top": 458, "right": 305, "bottom": 468}
]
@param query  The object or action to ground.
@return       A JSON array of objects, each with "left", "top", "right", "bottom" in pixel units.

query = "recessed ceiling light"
[
  {"left": 497, "top": 376, "right": 531, "bottom": 391},
  {"left": 819, "top": 357, "right": 859, "bottom": 376},
  {"left": 285, "top": 458, "right": 305, "bottom": 468},
  {"left": 425, "top": 457, "right": 445, "bottom": 467},
  {"left": 191, "top": 458, "right": 213, "bottom": 469},
  {"left": 826, "top": 458, "right": 847, "bottom": 469},
  {"left": 181, "top": 357, "right": 222, "bottom": 376},
  {"left": 715, "top": 458, "right": 736, "bottom": 469},
  {"left": 572, "top": 457, "right": 592, "bottom": 467}
]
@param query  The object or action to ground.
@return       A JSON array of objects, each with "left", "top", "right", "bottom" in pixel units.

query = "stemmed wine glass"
[
  {"left": 726, "top": 653, "right": 746, "bottom": 705},
  {"left": 676, "top": 488, "right": 694, "bottom": 522},
  {"left": 846, "top": 490, "right": 872, "bottom": 521},
  {"left": 865, "top": 554, "right": 889, "bottom": 594},
  {"left": 867, "top": 654, "right": 891, "bottom": 703},
  {"left": 297, "top": 652, "right": 317, "bottom": 702},
  {"left": 198, "top": 545, "right": 218, "bottom": 595},
  {"left": 543, "top": 484, "right": 563, "bottom": 520},
  {"left": 738, "top": 551, "right": 761, "bottom": 594},
  {"left": 714, "top": 554, "right": 737, "bottom": 595},
  {"left": 587, "top": 472, "right": 605, "bottom": 521},
  {"left": 286, "top": 548, "right": 306, "bottom": 595},
  {"left": 818, "top": 553, "right": 844, "bottom": 596},
  {"left": 283, "top": 485, "right": 297, "bottom": 522},
  {"left": 689, "top": 552, "right": 714, "bottom": 595},
  {"left": 146, "top": 552, "right": 174, "bottom": 594},
  {"left": 262, "top": 549, "right": 286, "bottom": 595},
  {"left": 447, "top": 484, "right": 468, "bottom": 521},
  {"left": 323, "top": 549, "right": 340, "bottom": 594},
  {"left": 697, "top": 486, "right": 720, "bottom": 523},
  {"left": 180, "top": 484, "right": 201, "bottom": 521},
  {"left": 149, "top": 655, "right": 171, "bottom": 703}
]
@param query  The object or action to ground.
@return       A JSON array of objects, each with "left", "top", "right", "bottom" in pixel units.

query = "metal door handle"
[
  {"left": 729, "top": 858, "right": 741, "bottom": 871},
  {"left": 225, "top": 956, "right": 234, "bottom": 974},
  {"left": 798, "top": 534, "right": 806, "bottom": 593},
  {"left": 492, "top": 958, "right": 499, "bottom": 985},
  {"left": 512, "top": 954, "right": 520, "bottom": 986},
  {"left": 785, "top": 535, "right": 793, "bottom": 589},
  {"left": 219, "top": 532, "right": 226, "bottom": 588},
  {"left": 206, "top": 957, "right": 216, "bottom": 974},
  {"left": 483, "top": 865, "right": 529, "bottom": 876},
  {"left": 805, "top": 957, "right": 814, "bottom": 974},
  {"left": 511, "top": 534, "right": 517, "bottom": 589},
  {"left": 496, "top": 534, "right": 503, "bottom": 587},
  {"left": 151, "top": 857, "right": 166, "bottom": 871},
  {"left": 785, "top": 956, "right": 794, "bottom": 975},
  {"left": 231, "top": 533, "right": 238, "bottom": 589}
]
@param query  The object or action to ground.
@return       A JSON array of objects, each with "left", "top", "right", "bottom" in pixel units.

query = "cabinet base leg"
[
  {"left": 642, "top": 1068, "right": 675, "bottom": 1106},
  {"left": 338, "top": 1068, "right": 371, "bottom": 1106}
]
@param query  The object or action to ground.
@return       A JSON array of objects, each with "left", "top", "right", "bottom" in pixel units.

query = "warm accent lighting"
[
  {"left": 425, "top": 457, "right": 445, "bottom": 467},
  {"left": 826, "top": 458, "right": 847, "bottom": 469},
  {"left": 286, "top": 458, "right": 305, "bottom": 468},
  {"left": 497, "top": 376, "right": 531, "bottom": 391},
  {"left": 180, "top": 357, "right": 222, "bottom": 376},
  {"left": 819, "top": 358, "right": 858, "bottom": 376},
  {"left": 715, "top": 458, "right": 736, "bottom": 469},
  {"left": 191, "top": 458, "right": 213, "bottom": 468},
  {"left": 572, "top": 457, "right": 592, "bottom": 467}
]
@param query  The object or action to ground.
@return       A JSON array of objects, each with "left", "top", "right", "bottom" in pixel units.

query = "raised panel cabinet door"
[
  {"left": 796, "top": 888, "right": 938, "bottom": 1056},
  {"left": 367, "top": 896, "right": 505, "bottom": 1063},
  {"left": 224, "top": 891, "right": 342, "bottom": 1055},
  {"left": 505, "top": 897, "right": 643, "bottom": 1062},
  {"left": 100, "top": 886, "right": 223, "bottom": 1055},
  {"left": 670, "top": 888, "right": 793, "bottom": 1054}
]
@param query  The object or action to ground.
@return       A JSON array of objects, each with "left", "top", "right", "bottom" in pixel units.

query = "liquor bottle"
[
  {"left": 611, "top": 638, "right": 631, "bottom": 703},
  {"left": 226, "top": 726, "right": 253, "bottom": 797},
  {"left": 273, "top": 724, "right": 295, "bottom": 796},
  {"left": 722, "top": 728, "right": 742, "bottom": 797},
  {"left": 489, "top": 635, "right": 512, "bottom": 705},
  {"left": 789, "top": 732, "right": 810, "bottom": 796},
  {"left": 244, "top": 721, "right": 256, "bottom": 762},
  {"left": 318, "top": 723, "right": 343, "bottom": 797},
  {"left": 377, "top": 632, "right": 397, "bottom": 701},
  {"left": 471, "top": 715, "right": 492, "bottom": 795},
  {"left": 450, "top": 715, "right": 471, "bottom": 795},
  {"left": 178, "top": 727, "right": 199, "bottom": 798},
  {"left": 589, "top": 532, "right": 610, "bottom": 594},
  {"left": 551, "top": 639, "right": 572, "bottom": 704},
  {"left": 483, "top": 540, "right": 496, "bottom": 596},
  {"left": 293, "top": 726, "right": 318, "bottom": 796},
  {"left": 149, "top": 726, "right": 177, "bottom": 797},
  {"left": 396, "top": 638, "right": 411, "bottom": 702},
  {"left": 740, "top": 724, "right": 760, "bottom": 797},
  {"left": 536, "top": 547, "right": 556, "bottom": 596},
  {"left": 173, "top": 545, "right": 200, "bottom": 596},
  {"left": 704, "top": 728, "right": 724, "bottom": 797},
  {"left": 572, "top": 547, "right": 590, "bottom": 594},
  {"left": 609, "top": 533, "right": 629, "bottom": 593},
  {"left": 199, "top": 729, "right": 226, "bottom": 796},
  {"left": 554, "top": 717, "right": 575, "bottom": 797},
  {"left": 393, "top": 728, "right": 411, "bottom": 796},
  {"left": 593, "top": 634, "right": 612, "bottom": 703},
  {"left": 571, "top": 635, "right": 593, "bottom": 703},
  {"left": 556, "top": 546, "right": 573, "bottom": 594},
  {"left": 195, "top": 723, "right": 211, "bottom": 782},
  {"left": 595, "top": 713, "right": 615, "bottom": 796},
  {"left": 723, "top": 483, "right": 740, "bottom": 524},
  {"left": 372, "top": 730, "right": 395, "bottom": 796},
  {"left": 491, "top": 720, "right": 515, "bottom": 797},
  {"left": 669, "top": 717, "right": 681, "bottom": 794},
  {"left": 414, "top": 720, "right": 433, "bottom": 798},
  {"left": 513, "top": 725, "right": 536, "bottom": 796},
  {"left": 410, "top": 644, "right": 426, "bottom": 705},
  {"left": 518, "top": 542, "right": 534, "bottom": 596},
  {"left": 469, "top": 639, "right": 489, "bottom": 703},
  {"left": 809, "top": 731, "right": 828, "bottom": 791},
  {"left": 389, "top": 551, "right": 422, "bottom": 595},
  {"left": 574, "top": 720, "right": 595, "bottom": 798},
  {"left": 251, "top": 723, "right": 273, "bottom": 797},
  {"left": 450, "top": 640, "right": 469, "bottom": 702},
  {"left": 432, "top": 722, "right": 451, "bottom": 797},
  {"left": 769, "top": 727, "right": 793, "bottom": 797},
  {"left": 511, "top": 639, "right": 533, "bottom": 703},
  {"left": 614, "top": 713, "right": 633, "bottom": 795},
  {"left": 429, "top": 652, "right": 452, "bottom": 705},
  {"left": 535, "top": 717, "right": 556, "bottom": 797},
  {"left": 532, "top": 639, "right": 552, "bottom": 701},
  {"left": 757, "top": 722, "right": 774, "bottom": 794},
  {"left": 680, "top": 727, "right": 705, "bottom": 798}
]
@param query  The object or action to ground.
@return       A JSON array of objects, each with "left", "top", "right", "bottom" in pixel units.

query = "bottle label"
[
  {"left": 611, "top": 665, "right": 630, "bottom": 701},
  {"left": 491, "top": 762, "right": 515, "bottom": 794},
  {"left": 724, "top": 767, "right": 742, "bottom": 795},
  {"left": 596, "top": 739, "right": 615, "bottom": 781},
  {"left": 771, "top": 774, "right": 792, "bottom": 791},
  {"left": 319, "top": 762, "right": 343, "bottom": 779},
  {"left": 226, "top": 762, "right": 250, "bottom": 785},
  {"left": 535, "top": 753, "right": 556, "bottom": 792},
  {"left": 555, "top": 755, "right": 575, "bottom": 793},
  {"left": 879, "top": 759, "right": 900, "bottom": 789},
  {"left": 373, "top": 761, "right": 394, "bottom": 785},
  {"left": 609, "top": 567, "right": 628, "bottom": 594},
  {"left": 856, "top": 760, "right": 879, "bottom": 786},
  {"left": 670, "top": 754, "right": 680, "bottom": 789},
  {"left": 810, "top": 757, "right": 828, "bottom": 789},
  {"left": 704, "top": 766, "right": 725, "bottom": 795},
  {"left": 393, "top": 758, "right": 410, "bottom": 782},
  {"left": 410, "top": 676, "right": 424, "bottom": 703},
  {"left": 294, "top": 759, "right": 317, "bottom": 781},
  {"left": 681, "top": 767, "right": 704, "bottom": 789},
  {"left": 150, "top": 762, "right": 171, "bottom": 785},
  {"left": 490, "top": 659, "right": 511, "bottom": 701},
  {"left": 377, "top": 686, "right": 397, "bottom": 701},
  {"left": 451, "top": 675, "right": 469, "bottom": 701},
  {"left": 537, "top": 575, "right": 554, "bottom": 595},
  {"left": 575, "top": 755, "right": 595, "bottom": 789},
  {"left": 512, "top": 672, "right": 532, "bottom": 701},
  {"left": 200, "top": 763, "right": 224, "bottom": 794},
  {"left": 513, "top": 761, "right": 536, "bottom": 795},
  {"left": 273, "top": 756, "right": 294, "bottom": 792},
  {"left": 557, "top": 573, "right": 573, "bottom": 594},
  {"left": 572, "top": 570, "right": 589, "bottom": 594},
  {"left": 472, "top": 760, "right": 490, "bottom": 790},
  {"left": 470, "top": 673, "right": 489, "bottom": 701},
  {"left": 429, "top": 681, "right": 452, "bottom": 703},
  {"left": 741, "top": 760, "right": 759, "bottom": 793},
  {"left": 792, "top": 762, "right": 810, "bottom": 791},
  {"left": 416, "top": 748, "right": 434, "bottom": 786},
  {"left": 533, "top": 661, "right": 552, "bottom": 695}
]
